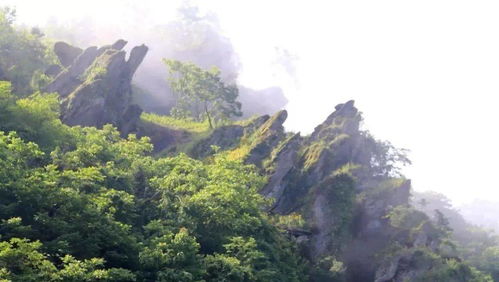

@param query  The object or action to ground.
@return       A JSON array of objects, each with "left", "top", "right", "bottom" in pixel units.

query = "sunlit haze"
[{"left": 3, "top": 0, "right": 499, "bottom": 205}]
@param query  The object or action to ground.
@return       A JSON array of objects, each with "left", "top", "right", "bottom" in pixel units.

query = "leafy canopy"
[{"left": 0, "top": 7, "right": 55, "bottom": 95}]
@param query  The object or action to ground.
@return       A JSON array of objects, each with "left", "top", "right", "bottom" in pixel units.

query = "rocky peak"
[
  {"left": 245, "top": 110, "right": 288, "bottom": 166},
  {"left": 54, "top": 41, "right": 83, "bottom": 68},
  {"left": 310, "top": 99, "right": 361, "bottom": 142},
  {"left": 46, "top": 40, "right": 148, "bottom": 135}
]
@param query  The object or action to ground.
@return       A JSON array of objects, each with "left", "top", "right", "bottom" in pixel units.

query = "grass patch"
[
  {"left": 226, "top": 144, "right": 252, "bottom": 161},
  {"left": 233, "top": 115, "right": 261, "bottom": 126},
  {"left": 141, "top": 112, "right": 211, "bottom": 133}
]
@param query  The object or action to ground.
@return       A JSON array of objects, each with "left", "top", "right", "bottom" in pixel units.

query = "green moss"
[
  {"left": 262, "top": 133, "right": 298, "bottom": 170},
  {"left": 303, "top": 174, "right": 356, "bottom": 253},
  {"left": 226, "top": 143, "right": 252, "bottom": 161},
  {"left": 80, "top": 51, "right": 115, "bottom": 82},
  {"left": 84, "top": 66, "right": 107, "bottom": 81},
  {"left": 224, "top": 122, "right": 265, "bottom": 161},
  {"left": 302, "top": 141, "right": 327, "bottom": 170},
  {"left": 329, "top": 133, "right": 350, "bottom": 146},
  {"left": 333, "top": 163, "right": 361, "bottom": 177},
  {"left": 233, "top": 115, "right": 261, "bottom": 127},
  {"left": 270, "top": 213, "right": 307, "bottom": 230},
  {"left": 257, "top": 112, "right": 282, "bottom": 137}
]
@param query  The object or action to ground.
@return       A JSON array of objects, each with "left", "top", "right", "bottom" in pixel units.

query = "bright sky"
[{"left": 3, "top": 0, "right": 499, "bottom": 205}]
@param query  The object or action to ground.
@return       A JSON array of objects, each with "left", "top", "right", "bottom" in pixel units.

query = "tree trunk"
[{"left": 204, "top": 101, "right": 213, "bottom": 129}]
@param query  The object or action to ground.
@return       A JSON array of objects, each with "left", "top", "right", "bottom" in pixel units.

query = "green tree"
[
  {"left": 164, "top": 59, "right": 242, "bottom": 128},
  {"left": 0, "top": 7, "right": 55, "bottom": 95}
]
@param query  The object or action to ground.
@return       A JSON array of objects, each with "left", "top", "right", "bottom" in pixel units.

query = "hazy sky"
[{"left": 3, "top": 0, "right": 499, "bottom": 205}]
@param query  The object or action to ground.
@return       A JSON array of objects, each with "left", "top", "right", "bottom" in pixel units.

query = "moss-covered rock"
[{"left": 46, "top": 40, "right": 148, "bottom": 136}]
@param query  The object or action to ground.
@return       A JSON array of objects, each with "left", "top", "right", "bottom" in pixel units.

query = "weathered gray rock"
[
  {"left": 261, "top": 133, "right": 301, "bottom": 203},
  {"left": 310, "top": 100, "right": 360, "bottom": 142},
  {"left": 45, "top": 46, "right": 99, "bottom": 97},
  {"left": 374, "top": 250, "right": 434, "bottom": 282},
  {"left": 127, "top": 45, "right": 148, "bottom": 75},
  {"left": 47, "top": 40, "right": 148, "bottom": 135},
  {"left": 191, "top": 125, "right": 245, "bottom": 158},
  {"left": 137, "top": 120, "right": 192, "bottom": 154},
  {"left": 112, "top": 39, "right": 128, "bottom": 50},
  {"left": 243, "top": 115, "right": 270, "bottom": 134},
  {"left": 45, "top": 64, "right": 62, "bottom": 77},
  {"left": 190, "top": 114, "right": 272, "bottom": 159},
  {"left": 245, "top": 110, "right": 288, "bottom": 166},
  {"left": 54, "top": 41, "right": 83, "bottom": 67}
]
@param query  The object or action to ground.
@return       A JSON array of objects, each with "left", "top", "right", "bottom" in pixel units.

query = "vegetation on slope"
[
  {"left": 0, "top": 7, "right": 56, "bottom": 95},
  {"left": 0, "top": 81, "right": 307, "bottom": 281},
  {"left": 141, "top": 112, "right": 211, "bottom": 133}
]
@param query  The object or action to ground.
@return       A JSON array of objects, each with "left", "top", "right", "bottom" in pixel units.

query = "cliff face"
[{"left": 45, "top": 40, "right": 148, "bottom": 135}]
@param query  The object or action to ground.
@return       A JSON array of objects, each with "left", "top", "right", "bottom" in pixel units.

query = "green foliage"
[
  {"left": 0, "top": 238, "right": 135, "bottom": 282},
  {"left": 386, "top": 205, "right": 428, "bottom": 231},
  {"left": 310, "top": 256, "right": 346, "bottom": 282},
  {"left": 165, "top": 59, "right": 242, "bottom": 128},
  {"left": 0, "top": 7, "right": 56, "bottom": 95},
  {"left": 413, "top": 249, "right": 493, "bottom": 282},
  {"left": 470, "top": 246, "right": 499, "bottom": 280},
  {"left": 0, "top": 81, "right": 72, "bottom": 152},
  {"left": 0, "top": 238, "right": 57, "bottom": 281},
  {"left": 0, "top": 91, "right": 306, "bottom": 280},
  {"left": 139, "top": 228, "right": 202, "bottom": 281},
  {"left": 413, "top": 191, "right": 499, "bottom": 280},
  {"left": 321, "top": 174, "right": 356, "bottom": 251},
  {"left": 302, "top": 141, "right": 327, "bottom": 170},
  {"left": 271, "top": 213, "right": 306, "bottom": 230},
  {"left": 360, "top": 131, "right": 411, "bottom": 177}
]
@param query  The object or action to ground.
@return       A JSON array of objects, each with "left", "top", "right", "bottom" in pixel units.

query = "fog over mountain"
[
  {"left": 4, "top": 1, "right": 499, "bottom": 280},
  {"left": 4, "top": 0, "right": 499, "bottom": 209}
]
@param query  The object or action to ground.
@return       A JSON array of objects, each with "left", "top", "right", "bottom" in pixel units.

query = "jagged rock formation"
[
  {"left": 166, "top": 100, "right": 434, "bottom": 281},
  {"left": 52, "top": 79, "right": 480, "bottom": 281},
  {"left": 45, "top": 40, "right": 148, "bottom": 135}
]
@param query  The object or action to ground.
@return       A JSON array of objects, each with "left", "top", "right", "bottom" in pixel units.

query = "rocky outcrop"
[
  {"left": 374, "top": 250, "right": 431, "bottom": 282},
  {"left": 191, "top": 125, "right": 245, "bottom": 158},
  {"left": 137, "top": 120, "right": 192, "bottom": 154},
  {"left": 260, "top": 133, "right": 301, "bottom": 202},
  {"left": 127, "top": 99, "right": 463, "bottom": 281},
  {"left": 54, "top": 42, "right": 83, "bottom": 67},
  {"left": 374, "top": 246, "right": 443, "bottom": 282},
  {"left": 182, "top": 101, "right": 389, "bottom": 263},
  {"left": 45, "top": 64, "right": 62, "bottom": 77},
  {"left": 46, "top": 40, "right": 148, "bottom": 135},
  {"left": 245, "top": 110, "right": 288, "bottom": 166},
  {"left": 189, "top": 114, "right": 272, "bottom": 159}
]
